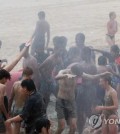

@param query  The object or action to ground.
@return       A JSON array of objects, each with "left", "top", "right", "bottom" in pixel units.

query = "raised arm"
[
  {"left": 4, "top": 44, "right": 30, "bottom": 72},
  {"left": 83, "top": 72, "right": 112, "bottom": 80}
]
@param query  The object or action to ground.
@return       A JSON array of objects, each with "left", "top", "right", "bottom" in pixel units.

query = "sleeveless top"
[{"left": 103, "top": 94, "right": 117, "bottom": 119}]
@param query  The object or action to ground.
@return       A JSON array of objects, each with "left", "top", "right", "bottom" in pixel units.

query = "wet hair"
[
  {"left": 38, "top": 11, "right": 45, "bottom": 19},
  {"left": 109, "top": 11, "right": 115, "bottom": 19},
  {"left": 75, "top": 33, "right": 85, "bottom": 46},
  {"left": 53, "top": 36, "right": 59, "bottom": 46},
  {"left": 21, "top": 79, "right": 36, "bottom": 92},
  {"left": 101, "top": 75, "right": 112, "bottom": 85},
  {"left": 98, "top": 56, "right": 107, "bottom": 65},
  {"left": 81, "top": 47, "right": 91, "bottom": 62},
  {"left": 110, "top": 45, "right": 119, "bottom": 54},
  {"left": 22, "top": 67, "right": 33, "bottom": 76},
  {"left": 34, "top": 118, "right": 50, "bottom": 134},
  {"left": 0, "top": 69, "right": 11, "bottom": 80},
  {"left": 71, "top": 64, "right": 83, "bottom": 76},
  {"left": 19, "top": 43, "right": 25, "bottom": 52},
  {"left": 53, "top": 36, "right": 67, "bottom": 47},
  {"left": 60, "top": 36, "right": 67, "bottom": 47}
]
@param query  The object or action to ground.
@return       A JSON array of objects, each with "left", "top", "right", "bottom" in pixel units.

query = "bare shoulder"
[
  {"left": 13, "top": 81, "right": 21, "bottom": 86},
  {"left": 0, "top": 83, "right": 6, "bottom": 89},
  {"left": 0, "top": 84, "right": 6, "bottom": 94},
  {"left": 110, "top": 88, "right": 117, "bottom": 96}
]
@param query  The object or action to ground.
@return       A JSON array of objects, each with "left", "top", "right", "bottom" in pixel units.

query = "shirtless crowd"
[{"left": 0, "top": 11, "right": 119, "bottom": 134}]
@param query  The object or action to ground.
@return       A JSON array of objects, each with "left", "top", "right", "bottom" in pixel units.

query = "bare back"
[{"left": 12, "top": 81, "right": 27, "bottom": 108}]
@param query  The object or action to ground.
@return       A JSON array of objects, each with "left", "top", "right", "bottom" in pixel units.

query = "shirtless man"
[
  {"left": 55, "top": 64, "right": 111, "bottom": 134},
  {"left": 0, "top": 43, "right": 30, "bottom": 134},
  {"left": 0, "top": 70, "right": 11, "bottom": 134},
  {"left": 68, "top": 33, "right": 95, "bottom": 64},
  {"left": 39, "top": 36, "right": 64, "bottom": 109},
  {"left": 75, "top": 47, "right": 97, "bottom": 134},
  {"left": 30, "top": 11, "right": 50, "bottom": 56},
  {"left": 106, "top": 11, "right": 118, "bottom": 46},
  {"left": 8, "top": 67, "right": 33, "bottom": 134},
  {"left": 20, "top": 43, "right": 41, "bottom": 90}
]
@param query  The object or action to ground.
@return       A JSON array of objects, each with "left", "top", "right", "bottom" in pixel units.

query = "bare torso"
[
  {"left": 57, "top": 70, "right": 76, "bottom": 100},
  {"left": 107, "top": 20, "right": 117, "bottom": 36},
  {"left": 23, "top": 55, "right": 40, "bottom": 89},
  {"left": 35, "top": 20, "right": 49, "bottom": 39},
  {"left": 0, "top": 84, "right": 6, "bottom": 113},
  {"left": 12, "top": 81, "right": 27, "bottom": 108}
]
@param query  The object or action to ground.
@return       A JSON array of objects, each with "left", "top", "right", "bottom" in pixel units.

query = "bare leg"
[
  {"left": 108, "top": 115, "right": 118, "bottom": 134},
  {"left": 106, "top": 35, "right": 114, "bottom": 46},
  {"left": 77, "top": 111, "right": 86, "bottom": 134},
  {"left": 55, "top": 119, "right": 66, "bottom": 134},
  {"left": 102, "top": 119, "right": 108, "bottom": 134},
  {"left": 69, "top": 118, "right": 77, "bottom": 134}
]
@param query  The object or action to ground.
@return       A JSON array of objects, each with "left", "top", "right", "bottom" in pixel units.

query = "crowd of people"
[{"left": 0, "top": 10, "right": 120, "bottom": 134}]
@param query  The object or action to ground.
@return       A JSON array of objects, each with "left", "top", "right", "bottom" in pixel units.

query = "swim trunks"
[{"left": 56, "top": 98, "right": 76, "bottom": 120}]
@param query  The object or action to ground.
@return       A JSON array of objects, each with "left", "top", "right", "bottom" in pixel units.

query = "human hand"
[
  {"left": 95, "top": 106, "right": 104, "bottom": 112},
  {"left": 66, "top": 74, "right": 76, "bottom": 79}
]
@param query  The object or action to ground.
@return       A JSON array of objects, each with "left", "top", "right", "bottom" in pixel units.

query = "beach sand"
[
  {"left": 0, "top": 0, "right": 120, "bottom": 133},
  {"left": 0, "top": 0, "right": 120, "bottom": 69}
]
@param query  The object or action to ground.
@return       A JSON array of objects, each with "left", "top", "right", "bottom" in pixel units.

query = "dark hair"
[
  {"left": 71, "top": 64, "right": 83, "bottom": 76},
  {"left": 34, "top": 118, "right": 50, "bottom": 134},
  {"left": 109, "top": 11, "right": 115, "bottom": 18},
  {"left": 22, "top": 67, "right": 33, "bottom": 76},
  {"left": 21, "top": 79, "right": 36, "bottom": 92},
  {"left": 101, "top": 75, "right": 112, "bottom": 85},
  {"left": 53, "top": 36, "right": 59, "bottom": 46},
  {"left": 81, "top": 47, "right": 91, "bottom": 62},
  {"left": 54, "top": 36, "right": 67, "bottom": 49},
  {"left": 0, "top": 69, "right": 11, "bottom": 80},
  {"left": 60, "top": 36, "right": 67, "bottom": 46},
  {"left": 19, "top": 43, "right": 25, "bottom": 52},
  {"left": 75, "top": 33, "right": 85, "bottom": 46},
  {"left": 110, "top": 45, "right": 119, "bottom": 54},
  {"left": 98, "top": 56, "right": 107, "bottom": 65},
  {"left": 38, "top": 11, "right": 45, "bottom": 19}
]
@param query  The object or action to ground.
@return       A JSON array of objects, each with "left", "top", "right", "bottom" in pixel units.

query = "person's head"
[
  {"left": 98, "top": 56, "right": 107, "bottom": 66},
  {"left": 19, "top": 43, "right": 29, "bottom": 58},
  {"left": 38, "top": 11, "right": 45, "bottom": 20},
  {"left": 60, "top": 36, "right": 67, "bottom": 49},
  {"left": 109, "top": 11, "right": 116, "bottom": 20},
  {"left": 53, "top": 36, "right": 59, "bottom": 46},
  {"left": 110, "top": 45, "right": 119, "bottom": 58},
  {"left": 21, "top": 79, "right": 36, "bottom": 95},
  {"left": 99, "top": 75, "right": 112, "bottom": 89},
  {"left": 53, "top": 37, "right": 65, "bottom": 56},
  {"left": 0, "top": 69, "right": 11, "bottom": 84},
  {"left": 81, "top": 47, "right": 91, "bottom": 62},
  {"left": 22, "top": 67, "right": 33, "bottom": 79},
  {"left": 71, "top": 64, "right": 83, "bottom": 76},
  {"left": 75, "top": 33, "right": 85, "bottom": 47},
  {"left": 34, "top": 118, "right": 51, "bottom": 134}
]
